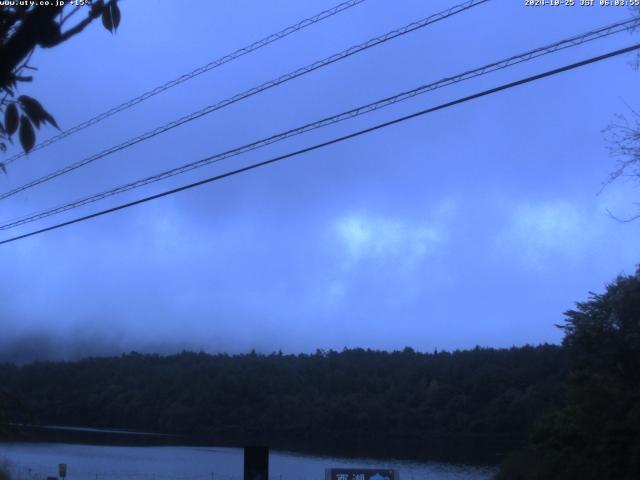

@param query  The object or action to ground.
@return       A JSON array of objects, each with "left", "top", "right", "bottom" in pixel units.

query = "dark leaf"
[
  {"left": 0, "top": 162, "right": 5, "bottom": 175},
  {"left": 18, "top": 95, "right": 42, "bottom": 128},
  {"left": 91, "top": 0, "right": 106, "bottom": 17},
  {"left": 43, "top": 111, "right": 59, "bottom": 130},
  {"left": 4, "top": 103, "right": 18, "bottom": 135},
  {"left": 111, "top": 2, "right": 121, "bottom": 31},
  {"left": 101, "top": 6, "right": 113, "bottom": 33},
  {"left": 19, "top": 115, "right": 35, "bottom": 153},
  {"left": 0, "top": 142, "right": 6, "bottom": 152},
  {"left": 18, "top": 95, "right": 59, "bottom": 129}
]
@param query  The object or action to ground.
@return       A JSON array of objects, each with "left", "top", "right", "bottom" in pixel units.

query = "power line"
[
  {"left": 0, "top": 0, "right": 491, "bottom": 201},
  {"left": 1, "top": 0, "right": 368, "bottom": 166},
  {"left": 1, "top": 42, "right": 638, "bottom": 246},
  {"left": 2, "top": 17, "right": 637, "bottom": 230}
]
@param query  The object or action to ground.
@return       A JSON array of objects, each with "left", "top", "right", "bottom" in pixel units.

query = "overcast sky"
[{"left": 1, "top": 0, "right": 639, "bottom": 362}]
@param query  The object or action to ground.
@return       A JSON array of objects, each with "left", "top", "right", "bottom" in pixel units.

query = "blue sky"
[{"left": 1, "top": 0, "right": 639, "bottom": 361}]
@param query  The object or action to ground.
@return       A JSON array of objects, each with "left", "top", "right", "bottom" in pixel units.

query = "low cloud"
[
  {"left": 334, "top": 212, "right": 446, "bottom": 269},
  {"left": 495, "top": 196, "right": 640, "bottom": 271},
  {"left": 496, "top": 200, "right": 593, "bottom": 269}
]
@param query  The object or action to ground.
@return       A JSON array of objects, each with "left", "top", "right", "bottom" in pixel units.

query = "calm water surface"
[{"left": 0, "top": 443, "right": 495, "bottom": 480}]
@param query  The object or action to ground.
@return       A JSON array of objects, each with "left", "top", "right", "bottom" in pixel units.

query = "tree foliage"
[
  {"left": 498, "top": 268, "right": 640, "bottom": 479},
  {"left": 0, "top": 0, "right": 121, "bottom": 165},
  {"left": 0, "top": 344, "right": 565, "bottom": 463}
]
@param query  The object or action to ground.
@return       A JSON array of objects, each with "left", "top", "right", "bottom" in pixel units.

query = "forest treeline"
[{"left": 0, "top": 343, "right": 566, "bottom": 463}]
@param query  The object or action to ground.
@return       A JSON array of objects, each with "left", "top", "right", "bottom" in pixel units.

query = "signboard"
[
  {"left": 58, "top": 464, "right": 67, "bottom": 478},
  {"left": 325, "top": 469, "right": 397, "bottom": 480}
]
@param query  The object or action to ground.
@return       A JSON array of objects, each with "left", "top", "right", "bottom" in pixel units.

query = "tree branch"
[
  {"left": 54, "top": 1, "right": 117, "bottom": 46},
  {"left": 0, "top": 6, "right": 62, "bottom": 87},
  {"left": 0, "top": 1, "right": 116, "bottom": 88},
  {"left": 606, "top": 208, "right": 640, "bottom": 223},
  {"left": 59, "top": 5, "right": 82, "bottom": 27}
]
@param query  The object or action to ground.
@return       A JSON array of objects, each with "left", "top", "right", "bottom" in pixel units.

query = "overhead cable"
[
  {"left": 2, "top": 17, "right": 636, "bottom": 230},
  {"left": 2, "top": 0, "right": 368, "bottom": 166},
  {"left": 2, "top": 42, "right": 638, "bottom": 245},
  {"left": 0, "top": 0, "right": 491, "bottom": 200}
]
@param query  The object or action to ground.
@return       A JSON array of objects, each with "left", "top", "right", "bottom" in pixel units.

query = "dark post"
[{"left": 244, "top": 446, "right": 268, "bottom": 480}]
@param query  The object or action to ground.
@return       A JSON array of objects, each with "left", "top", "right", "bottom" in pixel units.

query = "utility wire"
[
  {"left": 2, "top": 0, "right": 368, "bottom": 166},
  {"left": 0, "top": 0, "right": 491, "bottom": 201},
  {"left": 1, "top": 17, "right": 637, "bottom": 230},
  {"left": 1, "top": 42, "right": 638, "bottom": 246}
]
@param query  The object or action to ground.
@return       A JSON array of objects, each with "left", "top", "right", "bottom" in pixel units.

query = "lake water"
[{"left": 0, "top": 443, "right": 495, "bottom": 480}]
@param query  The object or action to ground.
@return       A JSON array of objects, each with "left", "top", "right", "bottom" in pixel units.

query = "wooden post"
[{"left": 244, "top": 446, "right": 268, "bottom": 480}]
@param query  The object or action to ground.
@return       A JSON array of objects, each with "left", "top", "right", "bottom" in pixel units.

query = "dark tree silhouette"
[
  {"left": 498, "top": 268, "right": 640, "bottom": 480},
  {"left": 0, "top": 0, "right": 121, "bottom": 165}
]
